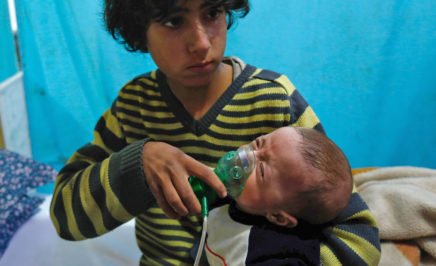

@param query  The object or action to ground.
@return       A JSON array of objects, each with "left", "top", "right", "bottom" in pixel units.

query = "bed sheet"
[{"left": 0, "top": 195, "right": 141, "bottom": 266}]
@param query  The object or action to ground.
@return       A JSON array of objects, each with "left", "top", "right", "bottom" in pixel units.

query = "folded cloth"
[
  {"left": 354, "top": 166, "right": 436, "bottom": 265},
  {"left": 0, "top": 149, "right": 57, "bottom": 257}
]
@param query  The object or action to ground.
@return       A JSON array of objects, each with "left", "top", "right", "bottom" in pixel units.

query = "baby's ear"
[{"left": 265, "top": 210, "right": 298, "bottom": 228}]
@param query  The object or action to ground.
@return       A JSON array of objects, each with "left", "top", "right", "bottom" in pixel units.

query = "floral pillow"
[{"left": 0, "top": 149, "right": 57, "bottom": 257}]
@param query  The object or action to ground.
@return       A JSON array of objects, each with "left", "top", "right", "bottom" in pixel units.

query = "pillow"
[{"left": 0, "top": 149, "right": 57, "bottom": 257}]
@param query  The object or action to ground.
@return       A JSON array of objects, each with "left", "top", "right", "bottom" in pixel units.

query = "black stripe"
[
  {"left": 121, "top": 87, "right": 162, "bottom": 102},
  {"left": 58, "top": 161, "right": 91, "bottom": 178},
  {"left": 214, "top": 119, "right": 288, "bottom": 130},
  {"left": 289, "top": 89, "right": 310, "bottom": 124},
  {"left": 117, "top": 105, "right": 179, "bottom": 124},
  {"left": 117, "top": 117, "right": 147, "bottom": 131},
  {"left": 136, "top": 224, "right": 195, "bottom": 243},
  {"left": 52, "top": 188, "right": 74, "bottom": 239},
  {"left": 220, "top": 106, "right": 291, "bottom": 117},
  {"left": 95, "top": 117, "right": 127, "bottom": 152},
  {"left": 136, "top": 217, "right": 199, "bottom": 232},
  {"left": 314, "top": 122, "right": 325, "bottom": 134},
  {"left": 140, "top": 242, "right": 194, "bottom": 266},
  {"left": 72, "top": 171, "right": 98, "bottom": 238},
  {"left": 241, "top": 81, "right": 282, "bottom": 93},
  {"left": 124, "top": 131, "right": 151, "bottom": 141},
  {"left": 230, "top": 92, "right": 288, "bottom": 105},
  {"left": 323, "top": 233, "right": 368, "bottom": 266},
  {"left": 137, "top": 235, "right": 193, "bottom": 264},
  {"left": 253, "top": 69, "right": 282, "bottom": 81},
  {"left": 77, "top": 144, "right": 109, "bottom": 162},
  {"left": 88, "top": 163, "right": 121, "bottom": 230},
  {"left": 117, "top": 96, "right": 170, "bottom": 113},
  {"left": 332, "top": 193, "right": 370, "bottom": 222},
  {"left": 336, "top": 223, "right": 380, "bottom": 250}
]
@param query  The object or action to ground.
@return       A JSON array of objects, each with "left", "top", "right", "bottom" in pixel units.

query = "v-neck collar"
[{"left": 157, "top": 65, "right": 256, "bottom": 136}]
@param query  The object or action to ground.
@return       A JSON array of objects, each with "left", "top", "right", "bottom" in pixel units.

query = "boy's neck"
[{"left": 168, "top": 62, "right": 233, "bottom": 120}]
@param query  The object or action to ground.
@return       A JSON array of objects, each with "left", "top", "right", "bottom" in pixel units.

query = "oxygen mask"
[{"left": 214, "top": 144, "right": 256, "bottom": 199}]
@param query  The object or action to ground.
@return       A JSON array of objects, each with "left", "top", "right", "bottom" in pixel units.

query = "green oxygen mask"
[{"left": 189, "top": 144, "right": 256, "bottom": 216}]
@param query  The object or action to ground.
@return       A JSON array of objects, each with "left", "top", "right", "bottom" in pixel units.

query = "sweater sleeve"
[
  {"left": 285, "top": 80, "right": 381, "bottom": 265},
  {"left": 320, "top": 188, "right": 381, "bottom": 266},
  {"left": 50, "top": 101, "right": 155, "bottom": 240}
]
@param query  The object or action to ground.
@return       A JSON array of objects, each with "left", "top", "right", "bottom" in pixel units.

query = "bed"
[
  {"left": 0, "top": 149, "right": 140, "bottom": 266},
  {"left": 0, "top": 195, "right": 140, "bottom": 266},
  {"left": 1, "top": 149, "right": 436, "bottom": 265}
]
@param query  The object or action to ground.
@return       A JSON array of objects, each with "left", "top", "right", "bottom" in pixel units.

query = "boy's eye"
[
  {"left": 206, "top": 7, "right": 224, "bottom": 20},
  {"left": 163, "top": 16, "right": 184, "bottom": 28}
]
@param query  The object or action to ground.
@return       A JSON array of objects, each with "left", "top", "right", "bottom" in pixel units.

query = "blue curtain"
[
  {"left": 0, "top": 0, "right": 18, "bottom": 82},
  {"left": 15, "top": 0, "right": 436, "bottom": 170}
]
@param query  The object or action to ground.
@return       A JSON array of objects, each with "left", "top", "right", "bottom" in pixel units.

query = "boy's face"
[
  {"left": 146, "top": 0, "right": 228, "bottom": 90},
  {"left": 236, "top": 127, "right": 311, "bottom": 215}
]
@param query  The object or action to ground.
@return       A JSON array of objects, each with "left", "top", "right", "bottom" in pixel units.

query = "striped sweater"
[{"left": 50, "top": 63, "right": 380, "bottom": 265}]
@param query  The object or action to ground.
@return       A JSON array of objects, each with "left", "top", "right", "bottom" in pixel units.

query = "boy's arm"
[
  {"left": 50, "top": 102, "right": 153, "bottom": 240},
  {"left": 320, "top": 187, "right": 381, "bottom": 266}
]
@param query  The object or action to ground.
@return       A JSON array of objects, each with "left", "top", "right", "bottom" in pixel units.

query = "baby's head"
[{"left": 235, "top": 127, "right": 353, "bottom": 227}]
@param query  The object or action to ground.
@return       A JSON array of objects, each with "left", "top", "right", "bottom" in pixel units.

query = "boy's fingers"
[
  {"left": 150, "top": 183, "right": 180, "bottom": 219},
  {"left": 161, "top": 184, "right": 189, "bottom": 217},
  {"left": 184, "top": 155, "right": 227, "bottom": 198},
  {"left": 172, "top": 175, "right": 201, "bottom": 214}
]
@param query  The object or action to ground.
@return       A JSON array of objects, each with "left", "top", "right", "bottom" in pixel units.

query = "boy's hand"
[{"left": 142, "top": 141, "right": 227, "bottom": 219}]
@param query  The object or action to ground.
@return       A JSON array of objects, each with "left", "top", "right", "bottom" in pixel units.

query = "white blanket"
[{"left": 354, "top": 166, "right": 436, "bottom": 265}]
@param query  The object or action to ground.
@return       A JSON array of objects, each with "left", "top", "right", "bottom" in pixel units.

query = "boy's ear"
[{"left": 265, "top": 210, "right": 298, "bottom": 228}]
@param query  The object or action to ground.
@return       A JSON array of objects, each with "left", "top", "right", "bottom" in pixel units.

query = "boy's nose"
[{"left": 187, "top": 22, "right": 211, "bottom": 55}]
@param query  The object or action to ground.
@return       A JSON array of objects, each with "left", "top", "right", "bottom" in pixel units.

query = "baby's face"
[{"left": 236, "top": 127, "right": 310, "bottom": 215}]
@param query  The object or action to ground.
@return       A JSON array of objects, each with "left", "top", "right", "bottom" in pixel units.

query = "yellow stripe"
[
  {"left": 331, "top": 227, "right": 381, "bottom": 266},
  {"left": 275, "top": 75, "right": 296, "bottom": 95},
  {"left": 69, "top": 152, "right": 96, "bottom": 165},
  {"left": 125, "top": 81, "right": 159, "bottom": 92},
  {"left": 240, "top": 77, "right": 269, "bottom": 88},
  {"left": 348, "top": 209, "right": 379, "bottom": 227},
  {"left": 217, "top": 113, "right": 291, "bottom": 124},
  {"left": 234, "top": 86, "right": 289, "bottom": 100},
  {"left": 292, "top": 106, "right": 320, "bottom": 128},
  {"left": 118, "top": 94, "right": 167, "bottom": 108},
  {"left": 79, "top": 166, "right": 107, "bottom": 235},
  {"left": 140, "top": 216, "right": 196, "bottom": 227},
  {"left": 138, "top": 210, "right": 198, "bottom": 227},
  {"left": 320, "top": 243, "right": 342, "bottom": 266},
  {"left": 150, "top": 70, "right": 157, "bottom": 80},
  {"left": 103, "top": 111, "right": 124, "bottom": 138},
  {"left": 100, "top": 159, "right": 133, "bottom": 221},
  {"left": 352, "top": 184, "right": 358, "bottom": 193},
  {"left": 50, "top": 174, "right": 65, "bottom": 235},
  {"left": 136, "top": 219, "right": 197, "bottom": 239},
  {"left": 138, "top": 242, "right": 191, "bottom": 266},
  {"left": 121, "top": 123, "right": 178, "bottom": 136},
  {"left": 93, "top": 131, "right": 114, "bottom": 154},
  {"left": 61, "top": 172, "right": 85, "bottom": 240},
  {"left": 209, "top": 124, "right": 277, "bottom": 136},
  {"left": 225, "top": 99, "right": 289, "bottom": 111},
  {"left": 249, "top": 68, "right": 263, "bottom": 78},
  {"left": 116, "top": 111, "right": 145, "bottom": 124},
  {"left": 137, "top": 228, "right": 193, "bottom": 250}
]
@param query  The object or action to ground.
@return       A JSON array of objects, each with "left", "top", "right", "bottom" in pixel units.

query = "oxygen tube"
[{"left": 189, "top": 144, "right": 256, "bottom": 266}]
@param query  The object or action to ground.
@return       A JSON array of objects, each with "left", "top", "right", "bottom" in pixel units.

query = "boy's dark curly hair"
[{"left": 104, "top": 0, "right": 250, "bottom": 53}]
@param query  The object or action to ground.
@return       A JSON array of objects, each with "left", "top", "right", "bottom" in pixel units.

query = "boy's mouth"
[{"left": 187, "top": 61, "right": 214, "bottom": 73}]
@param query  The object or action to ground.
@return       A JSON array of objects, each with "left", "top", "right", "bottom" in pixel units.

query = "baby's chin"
[{"left": 235, "top": 196, "right": 263, "bottom": 216}]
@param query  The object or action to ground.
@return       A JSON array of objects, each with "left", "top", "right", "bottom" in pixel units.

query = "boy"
[
  {"left": 50, "top": 0, "right": 380, "bottom": 265},
  {"left": 206, "top": 126, "right": 354, "bottom": 265}
]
